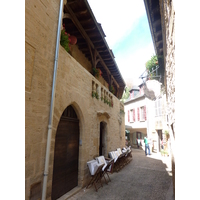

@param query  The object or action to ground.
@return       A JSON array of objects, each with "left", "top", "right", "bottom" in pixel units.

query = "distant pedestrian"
[
  {"left": 161, "top": 139, "right": 164, "bottom": 149},
  {"left": 144, "top": 137, "right": 150, "bottom": 156},
  {"left": 136, "top": 138, "right": 140, "bottom": 148}
]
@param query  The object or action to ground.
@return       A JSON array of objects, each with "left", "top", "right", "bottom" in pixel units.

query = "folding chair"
[
  {"left": 122, "top": 146, "right": 132, "bottom": 165},
  {"left": 108, "top": 151, "right": 122, "bottom": 172},
  {"left": 95, "top": 156, "right": 114, "bottom": 184},
  {"left": 86, "top": 160, "right": 104, "bottom": 192},
  {"left": 105, "top": 157, "right": 114, "bottom": 177},
  {"left": 115, "top": 150, "right": 126, "bottom": 171}
]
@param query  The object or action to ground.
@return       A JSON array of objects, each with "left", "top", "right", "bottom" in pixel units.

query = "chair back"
[
  {"left": 87, "top": 159, "right": 101, "bottom": 175},
  {"left": 117, "top": 148, "right": 122, "bottom": 155},
  {"left": 96, "top": 156, "right": 107, "bottom": 171}
]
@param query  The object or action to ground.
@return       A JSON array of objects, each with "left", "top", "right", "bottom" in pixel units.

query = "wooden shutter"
[
  {"left": 128, "top": 110, "right": 130, "bottom": 122},
  {"left": 133, "top": 109, "right": 135, "bottom": 122},
  {"left": 144, "top": 106, "right": 147, "bottom": 120},
  {"left": 137, "top": 107, "right": 140, "bottom": 121}
]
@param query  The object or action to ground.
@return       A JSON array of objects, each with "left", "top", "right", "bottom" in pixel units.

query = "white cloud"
[
  {"left": 88, "top": 0, "right": 146, "bottom": 47},
  {"left": 116, "top": 42, "right": 155, "bottom": 85},
  {"left": 87, "top": 0, "right": 155, "bottom": 86}
]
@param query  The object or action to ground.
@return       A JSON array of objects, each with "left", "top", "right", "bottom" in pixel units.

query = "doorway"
[
  {"left": 52, "top": 105, "right": 80, "bottom": 200},
  {"left": 99, "top": 122, "right": 107, "bottom": 156},
  {"left": 157, "top": 130, "right": 163, "bottom": 152},
  {"left": 136, "top": 132, "right": 142, "bottom": 148}
]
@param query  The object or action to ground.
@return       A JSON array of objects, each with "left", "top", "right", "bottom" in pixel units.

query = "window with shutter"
[
  {"left": 144, "top": 106, "right": 147, "bottom": 120},
  {"left": 133, "top": 109, "right": 135, "bottom": 122},
  {"left": 155, "top": 101, "right": 158, "bottom": 116},
  {"left": 131, "top": 92, "right": 133, "bottom": 99},
  {"left": 137, "top": 107, "right": 140, "bottom": 121},
  {"left": 155, "top": 98, "right": 162, "bottom": 116},
  {"left": 130, "top": 110, "right": 133, "bottom": 122},
  {"left": 139, "top": 106, "right": 146, "bottom": 121},
  {"left": 128, "top": 110, "right": 130, "bottom": 122}
]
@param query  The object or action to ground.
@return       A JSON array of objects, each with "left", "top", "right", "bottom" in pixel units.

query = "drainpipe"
[{"left": 41, "top": 0, "right": 63, "bottom": 199}]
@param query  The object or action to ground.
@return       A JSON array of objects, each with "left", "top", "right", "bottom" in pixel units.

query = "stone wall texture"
[
  {"left": 159, "top": 0, "right": 175, "bottom": 196},
  {"left": 25, "top": 1, "right": 125, "bottom": 199}
]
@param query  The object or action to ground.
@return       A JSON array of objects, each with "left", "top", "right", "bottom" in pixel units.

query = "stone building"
[
  {"left": 25, "top": 0, "right": 126, "bottom": 199},
  {"left": 143, "top": 0, "right": 175, "bottom": 195},
  {"left": 124, "top": 80, "right": 168, "bottom": 153}
]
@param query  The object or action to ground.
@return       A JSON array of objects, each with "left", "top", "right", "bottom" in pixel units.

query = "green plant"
[
  {"left": 145, "top": 55, "right": 164, "bottom": 80},
  {"left": 161, "top": 149, "right": 168, "bottom": 156},
  {"left": 92, "top": 91, "right": 99, "bottom": 99},
  {"left": 92, "top": 91, "right": 95, "bottom": 98},
  {"left": 120, "top": 87, "right": 130, "bottom": 103},
  {"left": 120, "top": 109, "right": 125, "bottom": 115},
  {"left": 109, "top": 85, "right": 115, "bottom": 94},
  {"left": 145, "top": 55, "right": 158, "bottom": 72},
  {"left": 95, "top": 92, "right": 99, "bottom": 99},
  {"left": 93, "top": 68, "right": 102, "bottom": 78},
  {"left": 101, "top": 96, "right": 104, "bottom": 101},
  {"left": 164, "top": 130, "right": 170, "bottom": 140},
  {"left": 60, "top": 28, "right": 71, "bottom": 53}
]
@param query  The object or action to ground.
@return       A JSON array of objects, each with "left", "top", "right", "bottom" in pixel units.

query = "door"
[
  {"left": 136, "top": 132, "right": 141, "bottom": 146},
  {"left": 158, "top": 130, "right": 163, "bottom": 152},
  {"left": 52, "top": 106, "right": 79, "bottom": 200},
  {"left": 99, "top": 122, "right": 107, "bottom": 156},
  {"left": 99, "top": 122, "right": 103, "bottom": 156}
]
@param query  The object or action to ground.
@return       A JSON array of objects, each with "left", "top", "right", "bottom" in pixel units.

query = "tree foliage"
[
  {"left": 145, "top": 55, "right": 158, "bottom": 73},
  {"left": 120, "top": 87, "right": 130, "bottom": 103}
]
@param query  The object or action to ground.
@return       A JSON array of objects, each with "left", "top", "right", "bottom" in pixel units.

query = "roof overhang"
[
  {"left": 143, "top": 0, "right": 165, "bottom": 84},
  {"left": 63, "top": 0, "right": 126, "bottom": 98}
]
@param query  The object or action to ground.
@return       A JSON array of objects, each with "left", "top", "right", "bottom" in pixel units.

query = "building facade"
[
  {"left": 143, "top": 0, "right": 175, "bottom": 195},
  {"left": 124, "top": 80, "right": 168, "bottom": 153},
  {"left": 25, "top": 0, "right": 126, "bottom": 199}
]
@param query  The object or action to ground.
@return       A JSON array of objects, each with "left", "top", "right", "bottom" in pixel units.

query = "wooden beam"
[{"left": 65, "top": 4, "right": 120, "bottom": 89}]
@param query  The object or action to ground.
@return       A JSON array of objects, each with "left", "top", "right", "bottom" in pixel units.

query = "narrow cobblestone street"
[{"left": 61, "top": 148, "right": 174, "bottom": 200}]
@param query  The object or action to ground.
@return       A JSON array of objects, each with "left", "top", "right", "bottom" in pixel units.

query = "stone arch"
[
  {"left": 51, "top": 105, "right": 80, "bottom": 199},
  {"left": 50, "top": 96, "right": 87, "bottom": 197}
]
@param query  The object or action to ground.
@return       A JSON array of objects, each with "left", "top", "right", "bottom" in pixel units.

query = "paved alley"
[{"left": 62, "top": 148, "right": 174, "bottom": 200}]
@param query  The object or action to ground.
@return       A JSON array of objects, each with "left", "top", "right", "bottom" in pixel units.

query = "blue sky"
[
  {"left": 114, "top": 15, "right": 152, "bottom": 55},
  {"left": 87, "top": 0, "right": 155, "bottom": 86}
]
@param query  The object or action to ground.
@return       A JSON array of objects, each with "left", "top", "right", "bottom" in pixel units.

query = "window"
[
  {"left": 128, "top": 109, "right": 135, "bottom": 123},
  {"left": 128, "top": 110, "right": 130, "bottom": 122},
  {"left": 155, "top": 98, "right": 162, "bottom": 116},
  {"left": 129, "top": 109, "right": 135, "bottom": 122},
  {"left": 138, "top": 106, "right": 146, "bottom": 121},
  {"left": 134, "top": 90, "right": 139, "bottom": 97}
]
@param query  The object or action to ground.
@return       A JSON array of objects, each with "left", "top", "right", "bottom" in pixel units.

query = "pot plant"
[
  {"left": 93, "top": 68, "right": 102, "bottom": 78},
  {"left": 60, "top": 25, "right": 71, "bottom": 53},
  {"left": 145, "top": 55, "right": 158, "bottom": 80},
  {"left": 92, "top": 91, "right": 99, "bottom": 99},
  {"left": 109, "top": 85, "right": 115, "bottom": 94},
  {"left": 164, "top": 130, "right": 170, "bottom": 141}
]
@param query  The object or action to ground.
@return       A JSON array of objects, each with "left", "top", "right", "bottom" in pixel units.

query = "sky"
[{"left": 87, "top": 0, "right": 155, "bottom": 86}]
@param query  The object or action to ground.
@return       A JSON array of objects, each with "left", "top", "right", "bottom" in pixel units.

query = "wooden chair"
[
  {"left": 108, "top": 151, "right": 123, "bottom": 172},
  {"left": 122, "top": 146, "right": 132, "bottom": 165},
  {"left": 95, "top": 156, "right": 114, "bottom": 184},
  {"left": 86, "top": 160, "right": 104, "bottom": 192}
]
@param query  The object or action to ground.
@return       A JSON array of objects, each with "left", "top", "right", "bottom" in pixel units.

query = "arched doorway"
[
  {"left": 99, "top": 122, "right": 107, "bottom": 156},
  {"left": 52, "top": 105, "right": 80, "bottom": 200}
]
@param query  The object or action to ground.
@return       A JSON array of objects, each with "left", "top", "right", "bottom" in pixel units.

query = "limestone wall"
[
  {"left": 25, "top": 0, "right": 125, "bottom": 199},
  {"left": 159, "top": 0, "right": 175, "bottom": 195}
]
